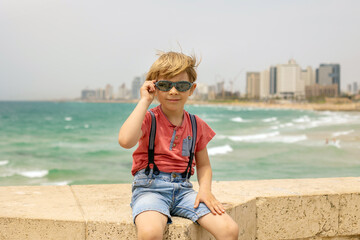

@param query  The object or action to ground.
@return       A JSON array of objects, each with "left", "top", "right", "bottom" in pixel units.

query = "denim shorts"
[{"left": 130, "top": 169, "right": 211, "bottom": 224}]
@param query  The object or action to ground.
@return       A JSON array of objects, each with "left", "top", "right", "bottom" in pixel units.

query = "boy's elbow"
[
  {"left": 118, "top": 137, "right": 136, "bottom": 149},
  {"left": 118, "top": 138, "right": 131, "bottom": 149}
]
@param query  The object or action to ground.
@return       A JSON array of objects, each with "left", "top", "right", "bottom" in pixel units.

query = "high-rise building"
[
  {"left": 132, "top": 77, "right": 142, "bottom": 99},
  {"left": 317, "top": 64, "right": 340, "bottom": 95},
  {"left": 193, "top": 82, "right": 209, "bottom": 100},
  {"left": 302, "top": 66, "right": 316, "bottom": 87},
  {"left": 216, "top": 81, "right": 225, "bottom": 98},
  {"left": 246, "top": 72, "right": 260, "bottom": 99},
  {"left": 269, "top": 66, "right": 277, "bottom": 95},
  {"left": 354, "top": 82, "right": 358, "bottom": 94},
  {"left": 105, "top": 84, "right": 113, "bottom": 100},
  {"left": 347, "top": 84, "right": 352, "bottom": 94},
  {"left": 208, "top": 85, "right": 216, "bottom": 100},
  {"left": 118, "top": 83, "right": 129, "bottom": 99},
  {"left": 96, "top": 88, "right": 105, "bottom": 100},
  {"left": 81, "top": 89, "right": 96, "bottom": 100},
  {"left": 260, "top": 69, "right": 270, "bottom": 99},
  {"left": 276, "top": 59, "right": 302, "bottom": 98}
]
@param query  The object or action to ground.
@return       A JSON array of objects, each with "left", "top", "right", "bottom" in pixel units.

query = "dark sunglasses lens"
[
  {"left": 176, "top": 82, "right": 192, "bottom": 92},
  {"left": 156, "top": 81, "right": 172, "bottom": 91}
]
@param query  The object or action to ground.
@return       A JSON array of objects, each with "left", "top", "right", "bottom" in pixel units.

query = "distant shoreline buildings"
[
  {"left": 81, "top": 60, "right": 359, "bottom": 102},
  {"left": 246, "top": 60, "right": 341, "bottom": 100},
  {"left": 81, "top": 75, "right": 145, "bottom": 101}
]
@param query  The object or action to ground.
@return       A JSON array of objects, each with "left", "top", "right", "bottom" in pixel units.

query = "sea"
[{"left": 0, "top": 101, "right": 359, "bottom": 186}]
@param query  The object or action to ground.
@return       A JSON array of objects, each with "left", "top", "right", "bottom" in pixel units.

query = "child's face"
[{"left": 155, "top": 71, "right": 196, "bottom": 113}]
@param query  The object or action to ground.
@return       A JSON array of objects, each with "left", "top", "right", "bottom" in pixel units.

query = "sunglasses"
[{"left": 155, "top": 80, "right": 193, "bottom": 92}]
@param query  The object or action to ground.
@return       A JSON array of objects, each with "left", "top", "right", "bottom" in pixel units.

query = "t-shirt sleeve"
[
  {"left": 140, "top": 111, "right": 151, "bottom": 140},
  {"left": 195, "top": 115, "right": 216, "bottom": 152}
]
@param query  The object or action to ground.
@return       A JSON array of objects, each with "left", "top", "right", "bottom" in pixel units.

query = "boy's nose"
[{"left": 169, "top": 86, "right": 178, "bottom": 94}]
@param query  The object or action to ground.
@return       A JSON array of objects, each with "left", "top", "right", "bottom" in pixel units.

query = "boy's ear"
[{"left": 189, "top": 83, "right": 197, "bottom": 96}]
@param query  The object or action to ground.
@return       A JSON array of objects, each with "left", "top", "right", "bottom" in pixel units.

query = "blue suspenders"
[{"left": 144, "top": 110, "right": 197, "bottom": 179}]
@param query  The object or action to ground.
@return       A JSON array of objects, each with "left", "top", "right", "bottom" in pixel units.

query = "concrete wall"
[{"left": 1, "top": 177, "right": 360, "bottom": 240}]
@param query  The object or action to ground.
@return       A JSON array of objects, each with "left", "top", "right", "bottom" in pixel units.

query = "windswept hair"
[{"left": 146, "top": 51, "right": 199, "bottom": 83}]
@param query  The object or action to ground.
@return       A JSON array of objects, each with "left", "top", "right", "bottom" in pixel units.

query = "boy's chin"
[{"left": 162, "top": 103, "right": 184, "bottom": 111}]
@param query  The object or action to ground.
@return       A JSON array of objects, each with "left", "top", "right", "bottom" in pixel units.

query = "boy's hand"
[
  {"left": 140, "top": 80, "right": 157, "bottom": 103},
  {"left": 194, "top": 189, "right": 226, "bottom": 215}
]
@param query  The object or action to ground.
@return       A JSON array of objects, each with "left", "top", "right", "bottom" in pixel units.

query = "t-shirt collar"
[{"left": 158, "top": 104, "right": 185, "bottom": 129}]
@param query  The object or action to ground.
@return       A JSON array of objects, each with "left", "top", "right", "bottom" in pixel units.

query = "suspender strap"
[
  {"left": 145, "top": 110, "right": 160, "bottom": 176},
  {"left": 181, "top": 114, "right": 197, "bottom": 179},
  {"left": 145, "top": 110, "right": 197, "bottom": 179}
]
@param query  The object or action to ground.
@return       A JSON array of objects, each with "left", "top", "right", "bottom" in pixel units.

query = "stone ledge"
[{"left": 0, "top": 177, "right": 359, "bottom": 240}]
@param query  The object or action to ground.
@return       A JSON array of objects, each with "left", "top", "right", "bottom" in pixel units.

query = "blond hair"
[{"left": 146, "top": 51, "right": 199, "bottom": 83}]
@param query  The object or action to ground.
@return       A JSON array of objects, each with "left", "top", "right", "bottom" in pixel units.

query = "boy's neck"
[{"left": 160, "top": 105, "right": 184, "bottom": 127}]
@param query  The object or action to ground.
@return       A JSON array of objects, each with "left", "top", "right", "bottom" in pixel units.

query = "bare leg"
[
  {"left": 135, "top": 211, "right": 168, "bottom": 240},
  {"left": 197, "top": 212, "right": 239, "bottom": 240}
]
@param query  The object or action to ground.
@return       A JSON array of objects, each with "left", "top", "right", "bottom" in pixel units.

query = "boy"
[{"left": 119, "top": 51, "right": 239, "bottom": 240}]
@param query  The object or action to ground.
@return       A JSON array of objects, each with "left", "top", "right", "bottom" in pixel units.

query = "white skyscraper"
[
  {"left": 260, "top": 69, "right": 270, "bottom": 99},
  {"left": 302, "top": 66, "right": 316, "bottom": 87},
  {"left": 193, "top": 82, "right": 209, "bottom": 100},
  {"left": 276, "top": 59, "right": 302, "bottom": 98},
  {"left": 118, "top": 83, "right": 129, "bottom": 99},
  {"left": 105, "top": 84, "right": 113, "bottom": 100}
]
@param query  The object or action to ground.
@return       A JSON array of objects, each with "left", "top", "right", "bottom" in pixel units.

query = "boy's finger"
[
  {"left": 194, "top": 198, "right": 199, "bottom": 208},
  {"left": 210, "top": 206, "right": 216, "bottom": 215},
  {"left": 214, "top": 205, "right": 223, "bottom": 215},
  {"left": 216, "top": 202, "right": 225, "bottom": 212},
  {"left": 205, "top": 201, "right": 216, "bottom": 215}
]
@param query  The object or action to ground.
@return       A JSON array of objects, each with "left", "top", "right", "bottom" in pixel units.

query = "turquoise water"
[{"left": 0, "top": 101, "right": 359, "bottom": 186}]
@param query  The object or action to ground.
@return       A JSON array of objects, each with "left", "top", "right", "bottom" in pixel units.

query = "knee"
[{"left": 137, "top": 225, "right": 164, "bottom": 240}]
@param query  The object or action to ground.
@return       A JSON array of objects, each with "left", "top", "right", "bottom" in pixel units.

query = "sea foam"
[
  {"left": 263, "top": 117, "right": 277, "bottom": 122},
  {"left": 18, "top": 170, "right": 49, "bottom": 178},
  {"left": 0, "top": 160, "right": 9, "bottom": 166},
  {"left": 296, "top": 113, "right": 356, "bottom": 130},
  {"left": 229, "top": 132, "right": 280, "bottom": 142},
  {"left": 293, "top": 115, "right": 311, "bottom": 123},
  {"left": 41, "top": 181, "right": 71, "bottom": 186},
  {"left": 228, "top": 132, "right": 307, "bottom": 143},
  {"left": 269, "top": 135, "right": 307, "bottom": 143},
  {"left": 208, "top": 145, "right": 233, "bottom": 156},
  {"left": 332, "top": 130, "right": 354, "bottom": 137},
  {"left": 231, "top": 117, "right": 250, "bottom": 123}
]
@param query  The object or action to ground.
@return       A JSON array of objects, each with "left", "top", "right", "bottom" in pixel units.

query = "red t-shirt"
[{"left": 131, "top": 105, "right": 216, "bottom": 176}]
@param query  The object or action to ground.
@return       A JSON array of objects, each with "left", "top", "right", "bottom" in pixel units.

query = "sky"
[{"left": 0, "top": 0, "right": 359, "bottom": 100}]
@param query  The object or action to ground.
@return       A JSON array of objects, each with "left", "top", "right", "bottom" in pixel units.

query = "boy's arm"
[
  {"left": 118, "top": 80, "right": 156, "bottom": 149},
  {"left": 194, "top": 147, "right": 225, "bottom": 215}
]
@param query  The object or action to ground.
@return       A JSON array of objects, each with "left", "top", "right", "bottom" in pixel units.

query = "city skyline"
[
  {"left": 81, "top": 58, "right": 359, "bottom": 102},
  {"left": 1, "top": 0, "right": 360, "bottom": 100}
]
